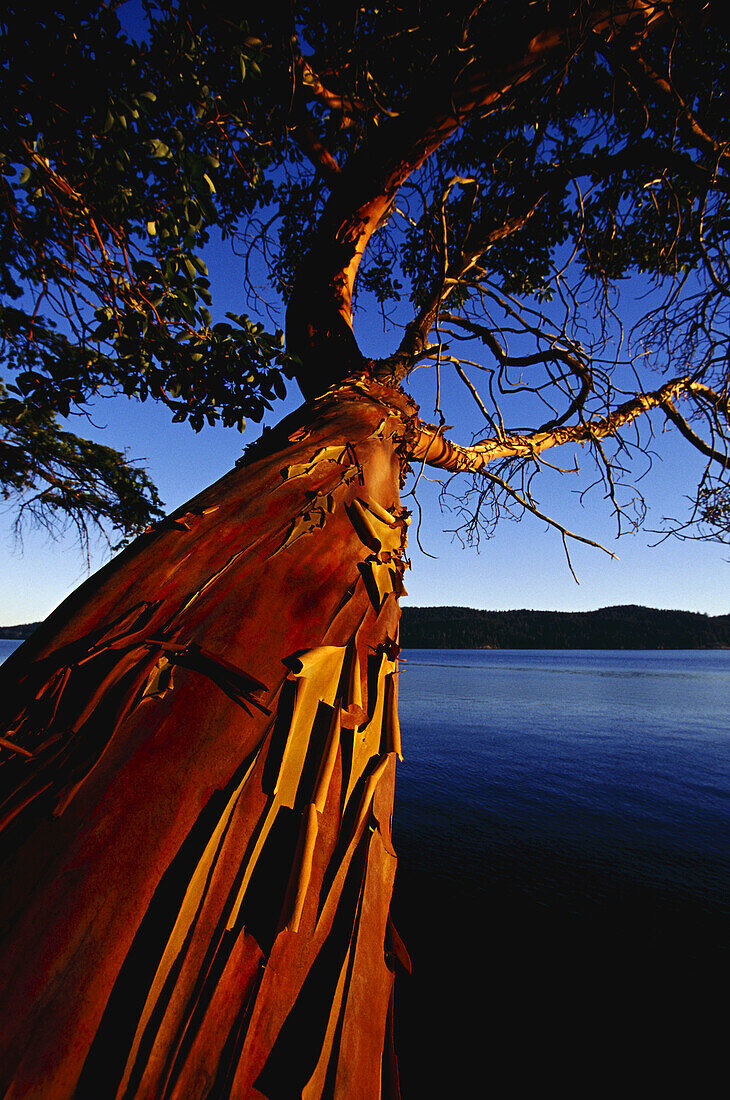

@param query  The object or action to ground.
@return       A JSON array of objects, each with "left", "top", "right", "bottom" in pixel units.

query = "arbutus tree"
[{"left": 0, "top": 2, "right": 729, "bottom": 1096}]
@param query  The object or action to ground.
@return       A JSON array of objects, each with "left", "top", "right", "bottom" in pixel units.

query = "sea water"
[
  {"left": 394, "top": 648, "right": 730, "bottom": 912},
  {"left": 391, "top": 649, "right": 730, "bottom": 1095},
  {"left": 2, "top": 641, "right": 728, "bottom": 1093},
  {"left": 0, "top": 638, "right": 22, "bottom": 663}
]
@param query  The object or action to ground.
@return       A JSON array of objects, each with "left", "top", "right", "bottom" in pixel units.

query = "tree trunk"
[{"left": 0, "top": 377, "right": 416, "bottom": 1100}]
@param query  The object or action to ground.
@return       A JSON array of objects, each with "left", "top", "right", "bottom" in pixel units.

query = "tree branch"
[
  {"left": 597, "top": 35, "right": 730, "bottom": 166},
  {"left": 289, "top": 107, "right": 343, "bottom": 185},
  {"left": 475, "top": 466, "right": 618, "bottom": 575},
  {"left": 410, "top": 375, "right": 726, "bottom": 473},
  {"left": 296, "top": 55, "right": 366, "bottom": 128},
  {"left": 380, "top": 197, "right": 547, "bottom": 381},
  {"left": 288, "top": 0, "right": 670, "bottom": 397},
  {"left": 662, "top": 400, "right": 730, "bottom": 469}
]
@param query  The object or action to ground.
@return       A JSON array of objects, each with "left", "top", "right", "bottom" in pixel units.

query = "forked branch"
[{"left": 411, "top": 376, "right": 729, "bottom": 474}]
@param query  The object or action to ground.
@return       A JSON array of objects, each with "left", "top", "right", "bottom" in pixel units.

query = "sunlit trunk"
[{"left": 0, "top": 378, "right": 415, "bottom": 1099}]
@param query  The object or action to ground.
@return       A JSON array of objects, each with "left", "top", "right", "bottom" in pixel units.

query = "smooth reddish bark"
[
  {"left": 0, "top": 380, "right": 415, "bottom": 1099},
  {"left": 0, "top": 10, "right": 672, "bottom": 1096}
]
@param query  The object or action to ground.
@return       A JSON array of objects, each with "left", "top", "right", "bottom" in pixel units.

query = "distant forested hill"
[
  {"left": 0, "top": 623, "right": 37, "bottom": 639},
  {"left": 400, "top": 605, "right": 730, "bottom": 649},
  {"left": 2, "top": 605, "right": 729, "bottom": 647}
]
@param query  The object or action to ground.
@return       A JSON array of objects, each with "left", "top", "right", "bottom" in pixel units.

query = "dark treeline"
[
  {"left": 3, "top": 604, "right": 730, "bottom": 647},
  {"left": 0, "top": 623, "right": 38, "bottom": 639},
  {"left": 400, "top": 605, "right": 730, "bottom": 649}
]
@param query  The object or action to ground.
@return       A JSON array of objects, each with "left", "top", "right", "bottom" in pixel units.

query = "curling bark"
[
  {"left": 0, "top": 4, "right": 680, "bottom": 1095},
  {"left": 0, "top": 380, "right": 415, "bottom": 1099}
]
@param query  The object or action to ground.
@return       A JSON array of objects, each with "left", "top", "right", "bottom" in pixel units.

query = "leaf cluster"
[
  {"left": 0, "top": 0, "right": 291, "bottom": 539},
  {"left": 1, "top": 0, "right": 730, "bottom": 550}
]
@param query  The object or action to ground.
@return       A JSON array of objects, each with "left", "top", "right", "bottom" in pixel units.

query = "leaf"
[
  {"left": 272, "top": 370, "right": 286, "bottom": 399},
  {"left": 150, "top": 138, "right": 170, "bottom": 159},
  {"left": 185, "top": 202, "right": 203, "bottom": 230},
  {"left": 92, "top": 319, "right": 116, "bottom": 342}
]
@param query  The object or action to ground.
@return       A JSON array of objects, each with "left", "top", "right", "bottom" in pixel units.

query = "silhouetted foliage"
[{"left": 2, "top": 1, "right": 729, "bottom": 557}]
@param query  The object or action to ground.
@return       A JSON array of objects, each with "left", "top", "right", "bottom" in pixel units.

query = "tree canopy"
[
  {"left": 1, "top": 0, "right": 729, "bottom": 553},
  {"left": 2, "top": 7, "right": 729, "bottom": 1092}
]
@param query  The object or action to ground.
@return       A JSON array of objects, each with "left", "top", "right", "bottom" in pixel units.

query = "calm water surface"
[
  {"left": 390, "top": 649, "right": 729, "bottom": 1096},
  {"left": 0, "top": 638, "right": 22, "bottom": 662},
  {"left": 394, "top": 648, "right": 730, "bottom": 910},
  {"left": 3, "top": 640, "right": 728, "bottom": 1092}
]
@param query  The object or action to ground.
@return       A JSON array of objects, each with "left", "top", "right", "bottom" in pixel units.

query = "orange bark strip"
[
  {"left": 0, "top": 737, "right": 33, "bottom": 759},
  {"left": 0, "top": 380, "right": 413, "bottom": 1099}
]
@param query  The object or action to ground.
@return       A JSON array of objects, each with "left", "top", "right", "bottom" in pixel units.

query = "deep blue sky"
[
  {"left": 1, "top": 232, "right": 727, "bottom": 626},
  {"left": 1, "top": 0, "right": 727, "bottom": 626}
]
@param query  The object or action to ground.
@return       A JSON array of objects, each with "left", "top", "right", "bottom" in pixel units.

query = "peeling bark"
[
  {"left": 0, "top": 379, "right": 416, "bottom": 1099},
  {"left": 0, "top": 7, "right": 679, "bottom": 1095}
]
